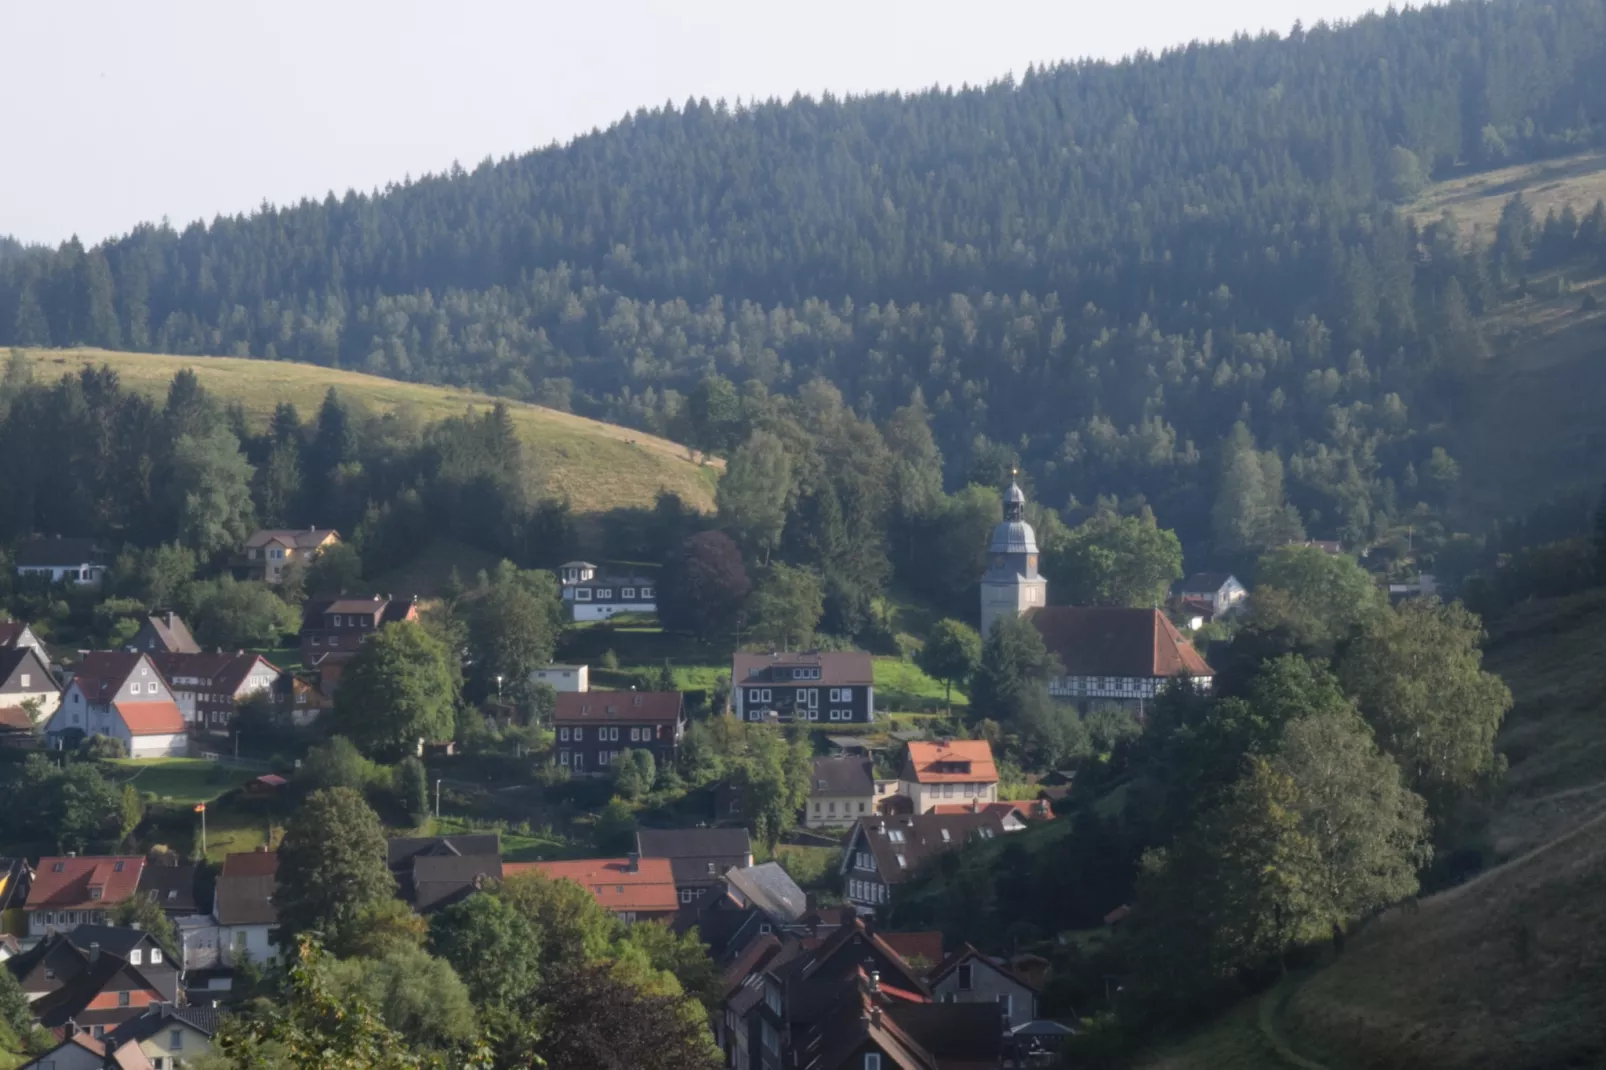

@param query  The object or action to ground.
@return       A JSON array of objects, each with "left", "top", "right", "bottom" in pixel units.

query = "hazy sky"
[{"left": 2, "top": 0, "right": 1387, "bottom": 247}]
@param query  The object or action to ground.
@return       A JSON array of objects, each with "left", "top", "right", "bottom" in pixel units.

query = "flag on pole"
[{"left": 194, "top": 803, "right": 206, "bottom": 813}]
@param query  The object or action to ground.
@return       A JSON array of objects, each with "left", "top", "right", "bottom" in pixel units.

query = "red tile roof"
[
  {"left": 930, "top": 800, "right": 1050, "bottom": 821},
  {"left": 878, "top": 931, "right": 945, "bottom": 969},
  {"left": 114, "top": 701, "right": 185, "bottom": 735},
  {"left": 0, "top": 706, "right": 34, "bottom": 732},
  {"left": 903, "top": 740, "right": 998, "bottom": 785},
  {"left": 221, "top": 851, "right": 280, "bottom": 878},
  {"left": 68, "top": 652, "right": 146, "bottom": 705},
  {"left": 553, "top": 691, "right": 683, "bottom": 725},
  {"left": 506, "top": 857, "right": 678, "bottom": 914},
  {"left": 26, "top": 856, "right": 145, "bottom": 911},
  {"left": 1028, "top": 606, "right": 1213, "bottom": 679}
]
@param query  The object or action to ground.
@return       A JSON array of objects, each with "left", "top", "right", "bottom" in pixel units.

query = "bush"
[{"left": 78, "top": 734, "right": 127, "bottom": 761}]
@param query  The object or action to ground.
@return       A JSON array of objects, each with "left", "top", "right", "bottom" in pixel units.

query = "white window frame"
[
  {"left": 559, "top": 750, "right": 570, "bottom": 766},
  {"left": 575, "top": 588, "right": 592, "bottom": 602},
  {"left": 866, "top": 1053, "right": 882, "bottom": 1070},
  {"left": 622, "top": 587, "right": 636, "bottom": 600},
  {"left": 560, "top": 727, "right": 570, "bottom": 741},
  {"left": 596, "top": 588, "right": 613, "bottom": 600},
  {"left": 573, "top": 727, "right": 583, "bottom": 741},
  {"left": 641, "top": 586, "right": 654, "bottom": 599}
]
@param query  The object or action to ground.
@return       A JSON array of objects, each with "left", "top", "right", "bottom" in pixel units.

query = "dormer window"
[
  {"left": 90, "top": 887, "right": 103, "bottom": 900},
  {"left": 129, "top": 949, "right": 142, "bottom": 965},
  {"left": 150, "top": 948, "right": 162, "bottom": 963},
  {"left": 114, "top": 861, "right": 125, "bottom": 872},
  {"left": 52, "top": 862, "right": 64, "bottom": 873}
]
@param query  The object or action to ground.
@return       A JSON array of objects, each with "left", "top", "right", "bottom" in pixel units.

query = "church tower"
[{"left": 980, "top": 476, "right": 1048, "bottom": 635}]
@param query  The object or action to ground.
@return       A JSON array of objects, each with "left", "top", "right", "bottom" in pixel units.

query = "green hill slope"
[
  {"left": 17, "top": 347, "right": 719, "bottom": 517},
  {"left": 1140, "top": 589, "right": 1606, "bottom": 1070}
]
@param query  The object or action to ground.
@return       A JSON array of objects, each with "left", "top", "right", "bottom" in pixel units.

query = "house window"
[
  {"left": 641, "top": 587, "right": 654, "bottom": 599},
  {"left": 170, "top": 1029, "right": 184, "bottom": 1049},
  {"left": 333, "top": 615, "right": 342, "bottom": 626},
  {"left": 150, "top": 948, "right": 162, "bottom": 963},
  {"left": 573, "top": 727, "right": 583, "bottom": 741},
  {"left": 958, "top": 963, "right": 974, "bottom": 991},
  {"left": 559, "top": 750, "right": 570, "bottom": 766},
  {"left": 865, "top": 1054, "right": 881, "bottom": 1070},
  {"left": 575, "top": 589, "right": 592, "bottom": 601},
  {"left": 596, "top": 589, "right": 612, "bottom": 600},
  {"left": 148, "top": 681, "right": 158, "bottom": 694},
  {"left": 130, "top": 949, "right": 142, "bottom": 965},
  {"left": 859, "top": 802, "right": 866, "bottom": 812},
  {"left": 118, "top": 991, "right": 131, "bottom": 1007},
  {"left": 622, "top": 587, "right": 636, "bottom": 600},
  {"left": 998, "top": 993, "right": 1013, "bottom": 1021},
  {"left": 560, "top": 727, "right": 570, "bottom": 741},
  {"left": 573, "top": 754, "right": 583, "bottom": 771},
  {"left": 808, "top": 709, "right": 819, "bottom": 721},
  {"left": 130, "top": 682, "right": 140, "bottom": 695},
  {"left": 599, "top": 751, "right": 609, "bottom": 766},
  {"left": 90, "top": 888, "right": 102, "bottom": 900},
  {"left": 680, "top": 889, "right": 692, "bottom": 904},
  {"left": 311, "top": 635, "right": 321, "bottom": 646},
  {"left": 19, "top": 674, "right": 28, "bottom": 688}
]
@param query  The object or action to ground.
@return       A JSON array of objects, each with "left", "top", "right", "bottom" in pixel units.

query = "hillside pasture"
[{"left": 16, "top": 346, "right": 719, "bottom": 517}]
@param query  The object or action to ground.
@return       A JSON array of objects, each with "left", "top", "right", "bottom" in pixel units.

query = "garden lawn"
[
  {"left": 874, "top": 656, "right": 967, "bottom": 713},
  {"left": 111, "top": 758, "right": 247, "bottom": 806}
]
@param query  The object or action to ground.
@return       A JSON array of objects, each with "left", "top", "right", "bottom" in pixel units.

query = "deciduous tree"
[
  {"left": 333, "top": 620, "right": 459, "bottom": 761},
  {"left": 275, "top": 787, "right": 396, "bottom": 953}
]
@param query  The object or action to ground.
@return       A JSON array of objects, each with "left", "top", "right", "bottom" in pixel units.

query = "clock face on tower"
[{"left": 1027, "top": 554, "right": 1037, "bottom": 572}]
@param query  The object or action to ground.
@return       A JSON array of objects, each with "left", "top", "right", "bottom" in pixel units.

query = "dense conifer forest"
[{"left": 4, "top": 0, "right": 1606, "bottom": 563}]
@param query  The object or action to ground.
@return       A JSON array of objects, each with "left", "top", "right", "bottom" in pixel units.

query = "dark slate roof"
[
  {"left": 137, "top": 864, "right": 199, "bottom": 914},
  {"left": 849, "top": 812, "right": 1006, "bottom": 886},
  {"left": 0, "top": 622, "right": 34, "bottom": 648},
  {"left": 809, "top": 756, "right": 875, "bottom": 797},
  {"left": 410, "top": 854, "right": 503, "bottom": 913},
  {"left": 14, "top": 536, "right": 102, "bottom": 567},
  {"left": 888, "top": 1002, "right": 1006, "bottom": 1061},
  {"left": 215, "top": 852, "right": 279, "bottom": 926},
  {"left": 386, "top": 834, "right": 501, "bottom": 870},
  {"left": 109, "top": 1002, "right": 222, "bottom": 1045},
  {"left": 1180, "top": 572, "right": 1238, "bottom": 594},
  {"left": 636, "top": 827, "right": 752, "bottom": 887},
  {"left": 553, "top": 690, "right": 683, "bottom": 725},
  {"left": 1027, "top": 606, "right": 1213, "bottom": 679},
  {"left": 724, "top": 862, "right": 806, "bottom": 925},
  {"left": 151, "top": 652, "right": 276, "bottom": 695}
]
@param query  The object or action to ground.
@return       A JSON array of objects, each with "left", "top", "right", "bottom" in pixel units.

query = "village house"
[
  {"left": 839, "top": 812, "right": 1005, "bottom": 912},
  {"left": 927, "top": 944, "right": 1040, "bottom": 1028},
  {"left": 213, "top": 850, "right": 280, "bottom": 966},
  {"left": 553, "top": 690, "right": 685, "bottom": 775},
  {"left": 507, "top": 855, "right": 678, "bottom": 922},
  {"left": 16, "top": 1032, "right": 153, "bottom": 1070},
  {"left": 0, "top": 645, "right": 61, "bottom": 732},
  {"left": 560, "top": 570, "right": 658, "bottom": 622},
  {"left": 44, "top": 652, "right": 187, "bottom": 758},
  {"left": 107, "top": 1003, "right": 220, "bottom": 1070},
  {"left": 125, "top": 613, "right": 201, "bottom": 656},
  {"left": 135, "top": 864, "right": 199, "bottom": 920},
  {"left": 528, "top": 664, "right": 589, "bottom": 692},
  {"left": 387, "top": 835, "right": 503, "bottom": 914},
  {"left": 0, "top": 619, "right": 46, "bottom": 653},
  {"left": 730, "top": 651, "right": 874, "bottom": 724},
  {"left": 236, "top": 527, "right": 341, "bottom": 585},
  {"left": 152, "top": 651, "right": 281, "bottom": 736},
  {"left": 25, "top": 857, "right": 146, "bottom": 937},
  {"left": 13, "top": 536, "right": 107, "bottom": 588},
  {"left": 804, "top": 756, "right": 898, "bottom": 828},
  {"left": 6, "top": 923, "right": 178, "bottom": 1038},
  {"left": 1177, "top": 572, "right": 1247, "bottom": 623},
  {"left": 900, "top": 740, "right": 999, "bottom": 814},
  {"left": 636, "top": 826, "right": 753, "bottom": 907},
  {"left": 689, "top": 862, "right": 810, "bottom": 963},
  {"left": 300, "top": 594, "right": 418, "bottom": 692}
]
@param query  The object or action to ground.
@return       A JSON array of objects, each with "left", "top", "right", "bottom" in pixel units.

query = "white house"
[
  {"left": 0, "top": 645, "right": 62, "bottom": 725},
  {"left": 13, "top": 537, "right": 106, "bottom": 588},
  {"left": 562, "top": 575, "right": 658, "bottom": 622},
  {"left": 529, "top": 664, "right": 590, "bottom": 693},
  {"left": 45, "top": 652, "right": 188, "bottom": 758},
  {"left": 214, "top": 850, "right": 279, "bottom": 967}
]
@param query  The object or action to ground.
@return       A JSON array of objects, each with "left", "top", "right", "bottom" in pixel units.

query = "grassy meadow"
[{"left": 16, "top": 346, "right": 719, "bottom": 516}]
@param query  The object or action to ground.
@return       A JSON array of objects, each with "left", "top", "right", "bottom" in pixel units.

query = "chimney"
[
  {"left": 625, "top": 852, "right": 639, "bottom": 873},
  {"left": 309, "top": 525, "right": 316, "bottom": 532},
  {"left": 868, "top": 970, "right": 880, "bottom": 994},
  {"left": 166, "top": 612, "right": 176, "bottom": 628},
  {"left": 89, "top": 942, "right": 101, "bottom": 964}
]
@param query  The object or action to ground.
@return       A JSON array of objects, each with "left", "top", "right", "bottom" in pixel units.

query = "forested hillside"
[{"left": 5, "top": 0, "right": 1606, "bottom": 561}]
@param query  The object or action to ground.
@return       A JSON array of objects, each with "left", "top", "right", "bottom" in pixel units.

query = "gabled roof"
[
  {"left": 136, "top": 864, "right": 198, "bottom": 914},
  {"left": 13, "top": 928, "right": 180, "bottom": 1030},
  {"left": 846, "top": 813, "right": 1005, "bottom": 886},
  {"left": 66, "top": 651, "right": 146, "bottom": 704},
  {"left": 725, "top": 862, "right": 807, "bottom": 925},
  {"left": 14, "top": 536, "right": 103, "bottom": 567},
  {"left": 1180, "top": 572, "right": 1239, "bottom": 594},
  {"left": 108, "top": 1001, "right": 222, "bottom": 1046},
  {"left": 24, "top": 1033, "right": 154, "bottom": 1070},
  {"left": 636, "top": 827, "right": 752, "bottom": 886},
  {"left": 903, "top": 740, "right": 998, "bottom": 785},
  {"left": 792, "top": 988, "right": 937, "bottom": 1070},
  {"left": 508, "top": 857, "right": 678, "bottom": 914},
  {"left": 152, "top": 651, "right": 278, "bottom": 694},
  {"left": 26, "top": 857, "right": 145, "bottom": 911},
  {"left": 215, "top": 851, "right": 278, "bottom": 925},
  {"left": 888, "top": 1001, "right": 1007, "bottom": 1065},
  {"left": 810, "top": 756, "right": 875, "bottom": 797},
  {"left": 0, "top": 621, "right": 34, "bottom": 648},
  {"left": 0, "top": 706, "right": 35, "bottom": 733},
  {"left": 386, "top": 834, "right": 501, "bottom": 869},
  {"left": 411, "top": 854, "right": 503, "bottom": 913},
  {"left": 553, "top": 690, "right": 683, "bottom": 725},
  {"left": 0, "top": 646, "right": 55, "bottom": 692},
  {"left": 113, "top": 701, "right": 185, "bottom": 735},
  {"left": 1028, "top": 606, "right": 1213, "bottom": 678},
  {"left": 139, "top": 613, "right": 200, "bottom": 654},
  {"left": 732, "top": 650, "right": 874, "bottom": 687},
  {"left": 245, "top": 528, "right": 339, "bottom": 549},
  {"left": 929, "top": 943, "right": 1040, "bottom": 993}
]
